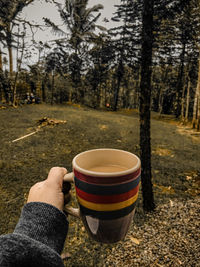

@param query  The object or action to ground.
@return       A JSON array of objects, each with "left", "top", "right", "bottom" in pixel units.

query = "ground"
[{"left": 0, "top": 104, "right": 199, "bottom": 266}]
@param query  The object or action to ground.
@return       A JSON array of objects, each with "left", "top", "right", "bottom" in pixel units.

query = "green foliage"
[{"left": 43, "top": 0, "right": 105, "bottom": 103}]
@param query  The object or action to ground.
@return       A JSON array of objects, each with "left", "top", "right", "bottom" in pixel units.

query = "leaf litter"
[{"left": 105, "top": 197, "right": 200, "bottom": 267}]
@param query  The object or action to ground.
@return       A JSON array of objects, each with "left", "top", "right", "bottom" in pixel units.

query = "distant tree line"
[{"left": 0, "top": 0, "right": 199, "bottom": 128}]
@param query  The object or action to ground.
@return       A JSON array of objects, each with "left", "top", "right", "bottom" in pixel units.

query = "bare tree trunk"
[
  {"left": 139, "top": 0, "right": 155, "bottom": 212},
  {"left": 42, "top": 79, "right": 46, "bottom": 102},
  {"left": 12, "top": 26, "right": 26, "bottom": 106},
  {"left": 7, "top": 23, "right": 13, "bottom": 75},
  {"left": 158, "top": 65, "right": 170, "bottom": 115},
  {"left": 113, "top": 60, "right": 123, "bottom": 111},
  {"left": 113, "top": 76, "right": 121, "bottom": 111},
  {"left": 99, "top": 84, "right": 104, "bottom": 108},
  {"left": 5, "top": 24, "right": 14, "bottom": 105},
  {"left": 8, "top": 46, "right": 13, "bottom": 76},
  {"left": 197, "top": 82, "right": 200, "bottom": 131},
  {"left": 192, "top": 87, "right": 198, "bottom": 128},
  {"left": 197, "top": 97, "right": 200, "bottom": 132},
  {"left": 185, "top": 77, "right": 191, "bottom": 123},
  {"left": 192, "top": 57, "right": 200, "bottom": 129},
  {"left": 68, "top": 89, "right": 72, "bottom": 102},
  {"left": 0, "top": 49, "right": 3, "bottom": 102},
  {"left": 51, "top": 70, "right": 55, "bottom": 105},
  {"left": 104, "top": 83, "right": 107, "bottom": 108},
  {"left": 175, "top": 41, "right": 186, "bottom": 118},
  {"left": 181, "top": 83, "right": 186, "bottom": 122},
  {"left": 135, "top": 74, "right": 140, "bottom": 109},
  {"left": 0, "top": 49, "right": 2, "bottom": 71},
  {"left": 158, "top": 88, "right": 164, "bottom": 115}
]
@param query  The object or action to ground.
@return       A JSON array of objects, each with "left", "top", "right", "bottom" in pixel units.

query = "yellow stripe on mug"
[{"left": 77, "top": 192, "right": 139, "bottom": 211}]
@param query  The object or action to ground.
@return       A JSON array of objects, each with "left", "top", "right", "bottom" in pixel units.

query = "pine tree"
[
  {"left": 139, "top": 0, "right": 155, "bottom": 211},
  {"left": 153, "top": 0, "right": 199, "bottom": 117},
  {"left": 109, "top": 0, "right": 143, "bottom": 110},
  {"left": 86, "top": 34, "right": 114, "bottom": 108},
  {"left": 111, "top": 0, "right": 155, "bottom": 210}
]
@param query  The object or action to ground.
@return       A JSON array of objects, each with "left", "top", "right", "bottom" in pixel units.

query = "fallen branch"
[
  {"left": 11, "top": 130, "right": 38, "bottom": 143},
  {"left": 37, "top": 117, "right": 67, "bottom": 128},
  {"left": 11, "top": 117, "right": 67, "bottom": 143}
]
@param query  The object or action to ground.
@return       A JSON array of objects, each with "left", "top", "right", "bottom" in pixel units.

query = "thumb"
[{"left": 46, "top": 167, "right": 67, "bottom": 188}]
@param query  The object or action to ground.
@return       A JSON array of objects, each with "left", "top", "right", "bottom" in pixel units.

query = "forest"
[
  {"left": 0, "top": 0, "right": 199, "bottom": 266},
  {"left": 0, "top": 0, "right": 200, "bottom": 128}
]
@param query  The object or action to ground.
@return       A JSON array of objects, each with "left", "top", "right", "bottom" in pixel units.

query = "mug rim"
[{"left": 72, "top": 148, "right": 141, "bottom": 177}]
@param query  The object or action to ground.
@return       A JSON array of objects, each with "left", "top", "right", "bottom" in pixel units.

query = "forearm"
[{"left": 0, "top": 202, "right": 69, "bottom": 267}]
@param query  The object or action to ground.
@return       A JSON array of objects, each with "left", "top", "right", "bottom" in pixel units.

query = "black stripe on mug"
[
  {"left": 74, "top": 175, "right": 141, "bottom": 196},
  {"left": 79, "top": 201, "right": 137, "bottom": 220}
]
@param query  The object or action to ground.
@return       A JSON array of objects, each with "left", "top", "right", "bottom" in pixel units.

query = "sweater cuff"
[{"left": 14, "top": 202, "right": 69, "bottom": 254}]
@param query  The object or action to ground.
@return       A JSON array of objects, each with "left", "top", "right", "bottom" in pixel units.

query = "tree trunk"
[
  {"left": 0, "top": 49, "right": 2, "bottom": 71},
  {"left": 197, "top": 90, "right": 200, "bottom": 131},
  {"left": 7, "top": 45, "right": 13, "bottom": 76},
  {"left": 192, "top": 57, "right": 200, "bottom": 129},
  {"left": 197, "top": 63, "right": 200, "bottom": 131},
  {"left": 113, "top": 76, "right": 121, "bottom": 111},
  {"left": 185, "top": 77, "right": 191, "bottom": 123},
  {"left": 158, "top": 88, "right": 164, "bottom": 115},
  {"left": 139, "top": 0, "right": 155, "bottom": 211},
  {"left": 175, "top": 41, "right": 186, "bottom": 118},
  {"left": 104, "top": 82, "right": 107, "bottom": 108},
  {"left": 12, "top": 28, "right": 26, "bottom": 106},
  {"left": 8, "top": 44, "right": 14, "bottom": 105},
  {"left": 51, "top": 70, "right": 55, "bottom": 105},
  {"left": 192, "top": 87, "right": 198, "bottom": 128},
  {"left": 158, "top": 65, "right": 170, "bottom": 114},
  {"left": 0, "top": 49, "right": 3, "bottom": 101},
  {"left": 6, "top": 24, "right": 13, "bottom": 76},
  {"left": 68, "top": 89, "right": 72, "bottom": 102},
  {"left": 99, "top": 84, "right": 104, "bottom": 108},
  {"left": 113, "top": 60, "right": 123, "bottom": 111},
  {"left": 181, "top": 82, "right": 187, "bottom": 122},
  {"left": 95, "top": 68, "right": 102, "bottom": 108},
  {"left": 5, "top": 24, "right": 13, "bottom": 104},
  {"left": 42, "top": 80, "right": 46, "bottom": 102}
]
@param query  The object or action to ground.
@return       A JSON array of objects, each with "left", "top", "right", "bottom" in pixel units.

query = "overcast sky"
[
  {"left": 22, "top": 0, "right": 121, "bottom": 42},
  {"left": 12, "top": 0, "right": 120, "bottom": 65}
]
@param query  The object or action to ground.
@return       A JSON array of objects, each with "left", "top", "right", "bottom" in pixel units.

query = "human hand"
[{"left": 27, "top": 167, "right": 70, "bottom": 211}]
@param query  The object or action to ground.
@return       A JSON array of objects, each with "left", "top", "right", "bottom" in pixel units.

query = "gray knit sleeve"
[{"left": 0, "top": 202, "right": 69, "bottom": 267}]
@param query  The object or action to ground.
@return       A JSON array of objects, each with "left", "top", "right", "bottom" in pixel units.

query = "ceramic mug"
[{"left": 64, "top": 148, "right": 141, "bottom": 243}]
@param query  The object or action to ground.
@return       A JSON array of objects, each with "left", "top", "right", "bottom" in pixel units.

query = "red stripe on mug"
[
  {"left": 74, "top": 168, "right": 141, "bottom": 185},
  {"left": 75, "top": 183, "right": 140, "bottom": 204}
]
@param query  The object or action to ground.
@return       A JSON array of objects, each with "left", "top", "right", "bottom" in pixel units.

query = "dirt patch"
[
  {"left": 152, "top": 147, "right": 174, "bottom": 157},
  {"left": 177, "top": 125, "right": 200, "bottom": 142},
  {"left": 98, "top": 124, "right": 109, "bottom": 130}
]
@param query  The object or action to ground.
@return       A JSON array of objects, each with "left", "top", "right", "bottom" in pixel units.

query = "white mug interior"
[{"left": 72, "top": 148, "right": 140, "bottom": 177}]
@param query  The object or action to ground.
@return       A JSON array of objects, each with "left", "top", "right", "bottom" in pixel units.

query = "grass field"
[{"left": 0, "top": 104, "right": 199, "bottom": 266}]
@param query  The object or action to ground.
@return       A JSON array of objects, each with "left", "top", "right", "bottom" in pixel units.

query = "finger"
[
  {"left": 46, "top": 167, "right": 67, "bottom": 187},
  {"left": 62, "top": 181, "right": 71, "bottom": 194},
  {"left": 64, "top": 193, "right": 71, "bottom": 205}
]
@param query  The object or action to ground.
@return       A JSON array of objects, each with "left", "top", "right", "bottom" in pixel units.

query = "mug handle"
[{"left": 63, "top": 172, "right": 80, "bottom": 218}]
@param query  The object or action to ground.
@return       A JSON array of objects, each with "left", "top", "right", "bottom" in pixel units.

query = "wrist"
[{"left": 14, "top": 202, "right": 69, "bottom": 254}]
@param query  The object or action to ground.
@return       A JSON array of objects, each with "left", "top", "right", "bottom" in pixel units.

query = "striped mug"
[{"left": 64, "top": 148, "right": 141, "bottom": 243}]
